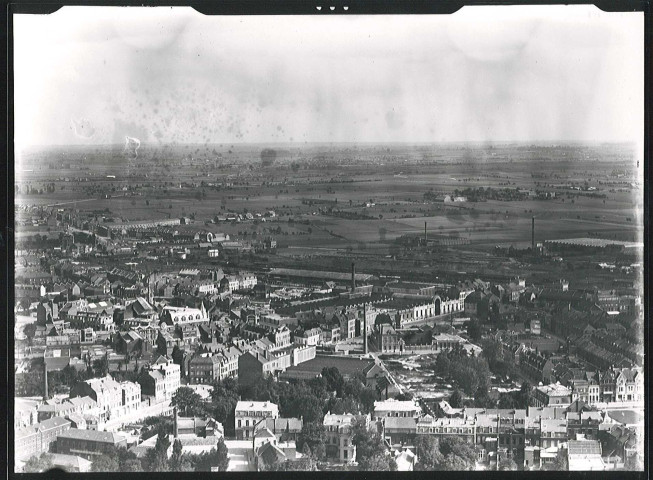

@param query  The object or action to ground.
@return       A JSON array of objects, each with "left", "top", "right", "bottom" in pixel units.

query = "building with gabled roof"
[
  {"left": 519, "top": 346, "right": 555, "bottom": 384},
  {"left": 138, "top": 355, "right": 180, "bottom": 403},
  {"left": 187, "top": 354, "right": 223, "bottom": 385},
  {"left": 115, "top": 330, "right": 145, "bottom": 356},
  {"left": 539, "top": 418, "right": 568, "bottom": 449},
  {"left": 238, "top": 350, "right": 291, "bottom": 387},
  {"left": 262, "top": 417, "right": 303, "bottom": 441},
  {"left": 70, "top": 375, "right": 123, "bottom": 421},
  {"left": 156, "top": 329, "right": 183, "bottom": 357},
  {"left": 45, "top": 453, "right": 92, "bottom": 473},
  {"left": 122, "top": 297, "right": 157, "bottom": 326},
  {"left": 56, "top": 429, "right": 128, "bottom": 459},
  {"left": 293, "top": 327, "right": 321, "bottom": 346},
  {"left": 255, "top": 439, "right": 286, "bottom": 470},
  {"left": 532, "top": 383, "right": 573, "bottom": 408},
  {"left": 15, "top": 416, "right": 72, "bottom": 462},
  {"left": 567, "top": 439, "right": 605, "bottom": 470},
  {"left": 161, "top": 304, "right": 209, "bottom": 326},
  {"left": 382, "top": 416, "right": 419, "bottom": 445}
]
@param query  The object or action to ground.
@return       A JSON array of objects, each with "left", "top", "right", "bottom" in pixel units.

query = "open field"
[{"left": 15, "top": 143, "right": 643, "bottom": 271}]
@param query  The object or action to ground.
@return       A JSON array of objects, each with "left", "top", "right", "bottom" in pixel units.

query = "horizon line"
[{"left": 15, "top": 140, "right": 639, "bottom": 149}]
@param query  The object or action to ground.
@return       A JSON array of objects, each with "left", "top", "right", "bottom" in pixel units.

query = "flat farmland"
[{"left": 15, "top": 142, "right": 642, "bottom": 260}]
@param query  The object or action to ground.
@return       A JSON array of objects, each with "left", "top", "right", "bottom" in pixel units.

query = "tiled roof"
[
  {"left": 256, "top": 441, "right": 286, "bottom": 466},
  {"left": 607, "top": 410, "right": 643, "bottom": 426},
  {"left": 265, "top": 417, "right": 303, "bottom": 433},
  {"left": 149, "top": 370, "right": 165, "bottom": 381},
  {"left": 283, "top": 355, "right": 375, "bottom": 377},
  {"left": 383, "top": 417, "right": 419, "bottom": 430},
  {"left": 38, "top": 416, "right": 72, "bottom": 431},
  {"left": 50, "top": 453, "right": 93, "bottom": 470},
  {"left": 68, "top": 396, "right": 96, "bottom": 408},
  {"left": 374, "top": 400, "right": 421, "bottom": 412},
  {"left": 235, "top": 400, "right": 278, "bottom": 414},
  {"left": 568, "top": 440, "right": 602, "bottom": 456},
  {"left": 540, "top": 419, "right": 567, "bottom": 433},
  {"left": 57, "top": 428, "right": 125, "bottom": 444},
  {"left": 323, "top": 413, "right": 367, "bottom": 426},
  {"left": 16, "top": 425, "right": 39, "bottom": 439}
]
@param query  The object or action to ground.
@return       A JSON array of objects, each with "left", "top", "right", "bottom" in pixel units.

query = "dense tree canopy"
[
  {"left": 297, "top": 422, "right": 327, "bottom": 461},
  {"left": 498, "top": 457, "right": 519, "bottom": 471},
  {"left": 351, "top": 418, "right": 394, "bottom": 471},
  {"left": 23, "top": 323, "right": 37, "bottom": 345},
  {"left": 467, "top": 319, "right": 482, "bottom": 342},
  {"left": 188, "top": 438, "right": 230, "bottom": 472},
  {"left": 143, "top": 431, "right": 172, "bottom": 472},
  {"left": 414, "top": 436, "right": 445, "bottom": 470},
  {"left": 23, "top": 453, "right": 53, "bottom": 473},
  {"left": 449, "top": 390, "right": 464, "bottom": 408},
  {"left": 433, "top": 348, "right": 492, "bottom": 398},
  {"left": 210, "top": 378, "right": 240, "bottom": 426},
  {"left": 415, "top": 436, "right": 478, "bottom": 471},
  {"left": 542, "top": 450, "right": 568, "bottom": 471},
  {"left": 439, "top": 437, "right": 478, "bottom": 470},
  {"left": 498, "top": 380, "right": 531, "bottom": 409},
  {"left": 91, "top": 455, "right": 120, "bottom": 472},
  {"left": 171, "top": 386, "right": 206, "bottom": 417},
  {"left": 321, "top": 367, "right": 344, "bottom": 396}
]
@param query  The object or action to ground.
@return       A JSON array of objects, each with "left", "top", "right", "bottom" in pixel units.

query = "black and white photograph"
[{"left": 11, "top": 5, "right": 645, "bottom": 473}]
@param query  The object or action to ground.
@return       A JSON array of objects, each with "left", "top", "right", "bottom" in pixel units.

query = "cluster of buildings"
[
  {"left": 13, "top": 208, "right": 644, "bottom": 472},
  {"left": 227, "top": 395, "right": 641, "bottom": 471},
  {"left": 383, "top": 398, "right": 641, "bottom": 471}
]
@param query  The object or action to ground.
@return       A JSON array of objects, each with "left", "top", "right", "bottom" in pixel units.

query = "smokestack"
[
  {"left": 424, "top": 222, "right": 427, "bottom": 245},
  {"left": 531, "top": 217, "right": 535, "bottom": 251},
  {"left": 362, "top": 306, "right": 368, "bottom": 354},
  {"left": 44, "top": 365, "right": 48, "bottom": 400},
  {"left": 173, "top": 406, "right": 179, "bottom": 438},
  {"left": 351, "top": 263, "right": 356, "bottom": 291}
]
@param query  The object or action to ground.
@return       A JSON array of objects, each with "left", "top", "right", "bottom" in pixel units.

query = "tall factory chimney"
[
  {"left": 424, "top": 222, "right": 427, "bottom": 245},
  {"left": 351, "top": 263, "right": 356, "bottom": 291},
  {"left": 44, "top": 365, "right": 48, "bottom": 400},
  {"left": 531, "top": 217, "right": 535, "bottom": 251},
  {"left": 363, "top": 304, "right": 368, "bottom": 355}
]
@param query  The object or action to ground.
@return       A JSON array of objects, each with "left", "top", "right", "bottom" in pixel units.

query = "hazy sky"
[{"left": 14, "top": 6, "right": 643, "bottom": 149}]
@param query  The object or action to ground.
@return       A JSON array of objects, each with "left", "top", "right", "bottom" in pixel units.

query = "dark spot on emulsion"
[{"left": 260, "top": 148, "right": 277, "bottom": 166}]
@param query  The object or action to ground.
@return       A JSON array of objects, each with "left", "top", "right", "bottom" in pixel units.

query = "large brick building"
[{"left": 15, "top": 417, "right": 71, "bottom": 462}]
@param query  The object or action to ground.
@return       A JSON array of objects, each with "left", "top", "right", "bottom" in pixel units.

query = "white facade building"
[{"left": 235, "top": 401, "right": 279, "bottom": 440}]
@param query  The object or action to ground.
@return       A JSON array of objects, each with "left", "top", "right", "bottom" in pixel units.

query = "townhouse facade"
[
  {"left": 235, "top": 401, "right": 279, "bottom": 440},
  {"left": 70, "top": 376, "right": 123, "bottom": 421},
  {"left": 139, "top": 356, "right": 181, "bottom": 403},
  {"left": 323, "top": 413, "right": 369, "bottom": 463}
]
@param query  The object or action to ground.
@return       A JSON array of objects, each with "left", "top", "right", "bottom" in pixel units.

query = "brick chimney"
[
  {"left": 363, "top": 304, "right": 368, "bottom": 355},
  {"left": 173, "top": 406, "right": 179, "bottom": 438},
  {"left": 44, "top": 364, "right": 49, "bottom": 400}
]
